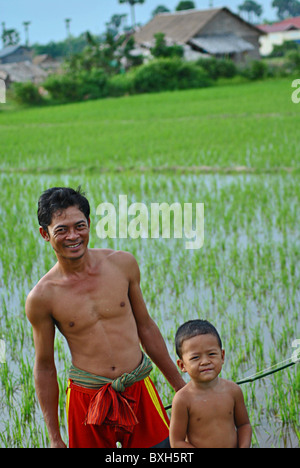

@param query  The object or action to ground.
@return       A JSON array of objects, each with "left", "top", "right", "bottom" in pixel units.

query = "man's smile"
[{"left": 65, "top": 241, "right": 83, "bottom": 249}]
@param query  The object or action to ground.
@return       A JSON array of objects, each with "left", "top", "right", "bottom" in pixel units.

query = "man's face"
[{"left": 40, "top": 205, "right": 90, "bottom": 260}]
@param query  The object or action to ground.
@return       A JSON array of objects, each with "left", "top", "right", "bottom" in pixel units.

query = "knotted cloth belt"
[{"left": 69, "top": 354, "right": 153, "bottom": 433}]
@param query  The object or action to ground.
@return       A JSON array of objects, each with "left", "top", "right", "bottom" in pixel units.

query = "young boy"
[{"left": 170, "top": 320, "right": 252, "bottom": 448}]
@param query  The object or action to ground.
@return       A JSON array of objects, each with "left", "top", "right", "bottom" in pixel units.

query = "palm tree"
[
  {"left": 23, "top": 21, "right": 31, "bottom": 47},
  {"left": 2, "top": 29, "right": 20, "bottom": 47},
  {"left": 1, "top": 22, "right": 6, "bottom": 48},
  {"left": 152, "top": 5, "right": 171, "bottom": 17},
  {"left": 106, "top": 14, "right": 128, "bottom": 36},
  {"left": 272, "top": 0, "right": 300, "bottom": 19},
  {"left": 238, "top": 0, "right": 263, "bottom": 23},
  {"left": 65, "top": 18, "right": 72, "bottom": 38},
  {"left": 118, "top": 0, "right": 145, "bottom": 28}
]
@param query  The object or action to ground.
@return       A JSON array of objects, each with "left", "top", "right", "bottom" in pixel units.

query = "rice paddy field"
[{"left": 0, "top": 78, "right": 299, "bottom": 448}]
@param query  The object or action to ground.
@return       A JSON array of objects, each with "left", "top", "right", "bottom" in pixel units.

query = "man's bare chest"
[{"left": 50, "top": 272, "right": 130, "bottom": 333}]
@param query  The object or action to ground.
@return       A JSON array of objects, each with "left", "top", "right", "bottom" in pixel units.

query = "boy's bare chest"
[{"left": 190, "top": 392, "right": 235, "bottom": 423}]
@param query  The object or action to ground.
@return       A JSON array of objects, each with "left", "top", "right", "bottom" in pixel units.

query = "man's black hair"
[
  {"left": 38, "top": 186, "right": 90, "bottom": 232},
  {"left": 175, "top": 319, "right": 222, "bottom": 359}
]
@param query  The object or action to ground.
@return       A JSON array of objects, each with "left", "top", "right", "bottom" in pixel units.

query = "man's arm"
[
  {"left": 26, "top": 289, "right": 67, "bottom": 448},
  {"left": 125, "top": 253, "right": 185, "bottom": 392}
]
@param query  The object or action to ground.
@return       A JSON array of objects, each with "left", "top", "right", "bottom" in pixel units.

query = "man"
[{"left": 26, "top": 187, "right": 185, "bottom": 448}]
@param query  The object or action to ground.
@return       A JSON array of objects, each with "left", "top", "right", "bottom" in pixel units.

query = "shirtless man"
[{"left": 26, "top": 187, "right": 185, "bottom": 448}]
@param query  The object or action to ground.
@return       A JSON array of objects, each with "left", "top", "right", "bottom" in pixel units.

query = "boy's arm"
[
  {"left": 26, "top": 290, "right": 67, "bottom": 448},
  {"left": 169, "top": 391, "right": 195, "bottom": 448},
  {"left": 233, "top": 384, "right": 252, "bottom": 448}
]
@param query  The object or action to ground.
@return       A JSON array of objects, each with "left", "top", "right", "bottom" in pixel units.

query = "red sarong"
[{"left": 66, "top": 377, "right": 169, "bottom": 448}]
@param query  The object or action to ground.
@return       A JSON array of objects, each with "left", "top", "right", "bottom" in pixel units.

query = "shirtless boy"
[
  {"left": 26, "top": 187, "right": 185, "bottom": 448},
  {"left": 170, "top": 320, "right": 252, "bottom": 448}
]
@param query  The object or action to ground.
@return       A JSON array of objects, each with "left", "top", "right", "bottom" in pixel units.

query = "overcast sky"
[{"left": 0, "top": 0, "right": 277, "bottom": 45}]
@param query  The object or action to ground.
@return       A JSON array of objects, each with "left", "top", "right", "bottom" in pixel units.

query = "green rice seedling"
[
  {"left": 0, "top": 79, "right": 299, "bottom": 172},
  {"left": 0, "top": 78, "right": 299, "bottom": 446}
]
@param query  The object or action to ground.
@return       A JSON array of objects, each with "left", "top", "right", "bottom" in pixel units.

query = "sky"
[{"left": 0, "top": 0, "right": 277, "bottom": 45}]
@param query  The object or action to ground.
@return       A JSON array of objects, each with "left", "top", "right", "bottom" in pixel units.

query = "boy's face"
[{"left": 177, "top": 334, "right": 225, "bottom": 384}]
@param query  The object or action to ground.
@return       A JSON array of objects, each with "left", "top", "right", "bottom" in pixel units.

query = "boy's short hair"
[
  {"left": 38, "top": 186, "right": 90, "bottom": 232},
  {"left": 175, "top": 319, "right": 222, "bottom": 359}
]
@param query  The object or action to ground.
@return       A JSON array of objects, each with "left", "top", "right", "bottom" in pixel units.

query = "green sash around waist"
[{"left": 69, "top": 353, "right": 153, "bottom": 392}]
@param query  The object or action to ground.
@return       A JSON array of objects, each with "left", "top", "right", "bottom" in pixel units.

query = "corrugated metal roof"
[
  {"left": 258, "top": 16, "right": 300, "bottom": 33},
  {"left": 189, "top": 33, "right": 255, "bottom": 54},
  {"left": 0, "top": 45, "right": 28, "bottom": 59}
]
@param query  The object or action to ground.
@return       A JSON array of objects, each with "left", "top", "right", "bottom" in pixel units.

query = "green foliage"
[
  {"left": 118, "top": 0, "right": 145, "bottom": 4},
  {"left": 43, "top": 74, "right": 80, "bottom": 102},
  {"left": 241, "top": 60, "right": 268, "bottom": 80},
  {"left": 107, "top": 73, "right": 134, "bottom": 97},
  {"left": 32, "top": 33, "right": 93, "bottom": 59},
  {"left": 152, "top": 5, "right": 171, "bottom": 16},
  {"left": 175, "top": 1, "right": 196, "bottom": 11},
  {"left": 151, "top": 33, "right": 184, "bottom": 59},
  {"left": 4, "top": 79, "right": 298, "bottom": 171},
  {"left": 238, "top": 0, "right": 263, "bottom": 21},
  {"left": 65, "top": 31, "right": 125, "bottom": 76},
  {"left": 44, "top": 69, "right": 108, "bottom": 102},
  {"left": 123, "top": 36, "right": 144, "bottom": 67},
  {"left": 1, "top": 28, "right": 20, "bottom": 47},
  {"left": 10, "top": 49, "right": 300, "bottom": 106},
  {"left": 132, "top": 58, "right": 211, "bottom": 93},
  {"left": 79, "top": 69, "right": 109, "bottom": 100},
  {"left": 196, "top": 57, "right": 238, "bottom": 80},
  {"left": 13, "top": 82, "right": 44, "bottom": 106},
  {"left": 286, "top": 50, "right": 300, "bottom": 71},
  {"left": 269, "top": 40, "right": 300, "bottom": 58},
  {"left": 272, "top": 0, "right": 300, "bottom": 20}
]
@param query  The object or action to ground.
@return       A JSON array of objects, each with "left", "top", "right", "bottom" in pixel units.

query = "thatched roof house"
[
  {"left": 0, "top": 61, "right": 48, "bottom": 85},
  {"left": 33, "top": 54, "right": 62, "bottom": 72},
  {"left": 134, "top": 7, "right": 264, "bottom": 63},
  {"left": 0, "top": 49, "right": 60, "bottom": 85}
]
